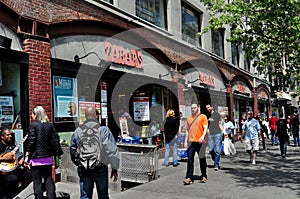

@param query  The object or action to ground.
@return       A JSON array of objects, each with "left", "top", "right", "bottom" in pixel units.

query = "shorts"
[{"left": 244, "top": 138, "right": 259, "bottom": 151}]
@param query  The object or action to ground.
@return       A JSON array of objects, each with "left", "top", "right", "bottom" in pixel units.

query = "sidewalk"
[{"left": 17, "top": 140, "right": 300, "bottom": 199}]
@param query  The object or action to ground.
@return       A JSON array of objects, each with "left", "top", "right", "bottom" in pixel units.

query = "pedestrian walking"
[
  {"left": 291, "top": 112, "right": 300, "bottom": 146},
  {"left": 24, "top": 106, "right": 58, "bottom": 199},
  {"left": 183, "top": 103, "right": 208, "bottom": 185},
  {"left": 70, "top": 107, "right": 119, "bottom": 199},
  {"left": 224, "top": 115, "right": 235, "bottom": 141},
  {"left": 256, "top": 115, "right": 266, "bottom": 150},
  {"left": 162, "top": 109, "right": 179, "bottom": 167},
  {"left": 205, "top": 104, "right": 223, "bottom": 171},
  {"left": 276, "top": 113, "right": 289, "bottom": 158},
  {"left": 269, "top": 112, "right": 279, "bottom": 146},
  {"left": 241, "top": 111, "right": 262, "bottom": 165}
]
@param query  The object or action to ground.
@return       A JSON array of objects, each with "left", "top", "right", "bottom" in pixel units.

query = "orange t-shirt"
[{"left": 186, "top": 114, "right": 208, "bottom": 142}]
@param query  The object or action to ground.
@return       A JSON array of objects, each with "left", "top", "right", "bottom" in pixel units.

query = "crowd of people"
[
  {"left": 161, "top": 103, "right": 299, "bottom": 185},
  {"left": 1, "top": 102, "right": 299, "bottom": 197}
]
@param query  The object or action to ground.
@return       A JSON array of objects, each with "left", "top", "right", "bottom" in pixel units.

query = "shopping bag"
[
  {"left": 228, "top": 139, "right": 236, "bottom": 155},
  {"left": 223, "top": 138, "right": 236, "bottom": 156},
  {"left": 223, "top": 138, "right": 230, "bottom": 156}
]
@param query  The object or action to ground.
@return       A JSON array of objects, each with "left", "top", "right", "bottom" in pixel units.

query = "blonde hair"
[
  {"left": 33, "top": 106, "right": 49, "bottom": 123},
  {"left": 166, "top": 109, "right": 175, "bottom": 118}
]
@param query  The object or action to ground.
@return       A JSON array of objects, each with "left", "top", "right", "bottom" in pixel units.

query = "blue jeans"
[
  {"left": 164, "top": 138, "right": 178, "bottom": 165},
  {"left": 279, "top": 137, "right": 288, "bottom": 156},
  {"left": 292, "top": 128, "right": 300, "bottom": 146},
  {"left": 78, "top": 164, "right": 109, "bottom": 199},
  {"left": 208, "top": 133, "right": 222, "bottom": 169},
  {"left": 185, "top": 142, "right": 207, "bottom": 181},
  {"left": 271, "top": 130, "right": 279, "bottom": 145}
]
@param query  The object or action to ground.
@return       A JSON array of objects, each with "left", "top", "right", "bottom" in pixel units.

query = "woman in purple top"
[{"left": 24, "top": 106, "right": 57, "bottom": 199}]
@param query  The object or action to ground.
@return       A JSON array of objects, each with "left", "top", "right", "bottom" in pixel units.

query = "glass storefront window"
[
  {"left": 0, "top": 62, "right": 21, "bottom": 128},
  {"left": 181, "top": 2, "right": 201, "bottom": 46},
  {"left": 136, "top": 0, "right": 166, "bottom": 28}
]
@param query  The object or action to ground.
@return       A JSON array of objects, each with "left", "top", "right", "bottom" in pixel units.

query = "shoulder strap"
[{"left": 187, "top": 114, "right": 200, "bottom": 131}]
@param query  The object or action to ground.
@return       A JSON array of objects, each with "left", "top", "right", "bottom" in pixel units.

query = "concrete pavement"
[{"left": 16, "top": 140, "right": 300, "bottom": 199}]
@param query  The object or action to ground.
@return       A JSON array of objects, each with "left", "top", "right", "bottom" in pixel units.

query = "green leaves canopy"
[{"left": 199, "top": 0, "right": 300, "bottom": 94}]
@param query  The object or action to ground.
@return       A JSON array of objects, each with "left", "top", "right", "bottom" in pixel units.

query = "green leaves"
[{"left": 200, "top": 0, "right": 300, "bottom": 94}]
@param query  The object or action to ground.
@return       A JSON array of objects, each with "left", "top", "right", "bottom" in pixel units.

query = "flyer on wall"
[
  {"left": 0, "top": 96, "right": 14, "bottom": 127},
  {"left": 53, "top": 76, "right": 79, "bottom": 122},
  {"left": 79, "top": 101, "right": 101, "bottom": 125}
]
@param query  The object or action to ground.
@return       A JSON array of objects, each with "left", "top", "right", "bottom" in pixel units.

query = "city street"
[{"left": 16, "top": 139, "right": 300, "bottom": 199}]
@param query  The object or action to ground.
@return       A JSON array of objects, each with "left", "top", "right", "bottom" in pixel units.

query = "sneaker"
[
  {"left": 214, "top": 167, "right": 218, "bottom": 171},
  {"left": 200, "top": 177, "right": 207, "bottom": 183},
  {"left": 162, "top": 163, "right": 169, "bottom": 167},
  {"left": 183, "top": 178, "right": 193, "bottom": 185},
  {"left": 252, "top": 160, "right": 256, "bottom": 165}
]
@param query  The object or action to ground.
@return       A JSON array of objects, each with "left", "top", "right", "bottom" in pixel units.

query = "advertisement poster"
[
  {"left": 79, "top": 101, "right": 101, "bottom": 125},
  {"left": 100, "top": 80, "right": 107, "bottom": 103},
  {"left": 101, "top": 103, "right": 108, "bottom": 119},
  {"left": 133, "top": 97, "right": 150, "bottom": 121},
  {"left": 119, "top": 117, "right": 129, "bottom": 137},
  {"left": 53, "top": 76, "right": 78, "bottom": 122},
  {"left": 0, "top": 96, "right": 14, "bottom": 127}
]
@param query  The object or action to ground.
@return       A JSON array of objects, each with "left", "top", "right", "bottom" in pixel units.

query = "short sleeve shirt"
[
  {"left": 186, "top": 114, "right": 208, "bottom": 142},
  {"left": 242, "top": 118, "right": 261, "bottom": 140}
]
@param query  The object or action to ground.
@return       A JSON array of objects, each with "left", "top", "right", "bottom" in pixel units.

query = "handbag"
[{"left": 52, "top": 131, "right": 63, "bottom": 156}]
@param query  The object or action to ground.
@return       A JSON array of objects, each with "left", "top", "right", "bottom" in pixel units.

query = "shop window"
[
  {"left": 0, "top": 62, "right": 21, "bottom": 128},
  {"left": 181, "top": 2, "right": 202, "bottom": 46},
  {"left": 211, "top": 29, "right": 225, "bottom": 58},
  {"left": 136, "top": 0, "right": 167, "bottom": 28}
]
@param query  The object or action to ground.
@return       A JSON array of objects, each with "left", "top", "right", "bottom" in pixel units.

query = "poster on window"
[
  {"left": 53, "top": 76, "right": 78, "bottom": 122},
  {"left": 79, "top": 101, "right": 101, "bottom": 125},
  {"left": 100, "top": 80, "right": 107, "bottom": 103},
  {"left": 101, "top": 103, "right": 108, "bottom": 119},
  {"left": 0, "top": 96, "right": 14, "bottom": 127},
  {"left": 119, "top": 117, "right": 129, "bottom": 137},
  {"left": 133, "top": 97, "right": 150, "bottom": 121}
]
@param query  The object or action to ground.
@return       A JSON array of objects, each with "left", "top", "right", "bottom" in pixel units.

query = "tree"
[{"left": 199, "top": 0, "right": 300, "bottom": 94}]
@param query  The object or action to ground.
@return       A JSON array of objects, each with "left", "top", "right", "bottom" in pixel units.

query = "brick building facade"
[{"left": 0, "top": 0, "right": 272, "bottom": 136}]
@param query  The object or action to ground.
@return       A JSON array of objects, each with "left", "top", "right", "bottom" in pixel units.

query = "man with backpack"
[
  {"left": 276, "top": 113, "right": 289, "bottom": 158},
  {"left": 70, "top": 107, "right": 119, "bottom": 199}
]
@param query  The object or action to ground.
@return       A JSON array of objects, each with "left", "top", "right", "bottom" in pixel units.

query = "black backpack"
[{"left": 77, "top": 123, "right": 102, "bottom": 170}]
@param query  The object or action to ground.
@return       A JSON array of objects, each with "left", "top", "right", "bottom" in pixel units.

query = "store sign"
[
  {"left": 104, "top": 41, "right": 143, "bottom": 69},
  {"left": 237, "top": 83, "right": 245, "bottom": 93},
  {"left": 198, "top": 72, "right": 215, "bottom": 87}
]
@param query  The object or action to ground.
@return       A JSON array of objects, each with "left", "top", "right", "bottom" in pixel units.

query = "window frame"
[
  {"left": 181, "top": 1, "right": 202, "bottom": 47},
  {"left": 211, "top": 28, "right": 225, "bottom": 58},
  {"left": 135, "top": 0, "right": 167, "bottom": 29}
]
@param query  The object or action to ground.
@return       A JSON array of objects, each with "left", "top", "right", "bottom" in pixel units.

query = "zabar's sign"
[
  {"left": 198, "top": 71, "right": 215, "bottom": 87},
  {"left": 104, "top": 41, "right": 143, "bottom": 69}
]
